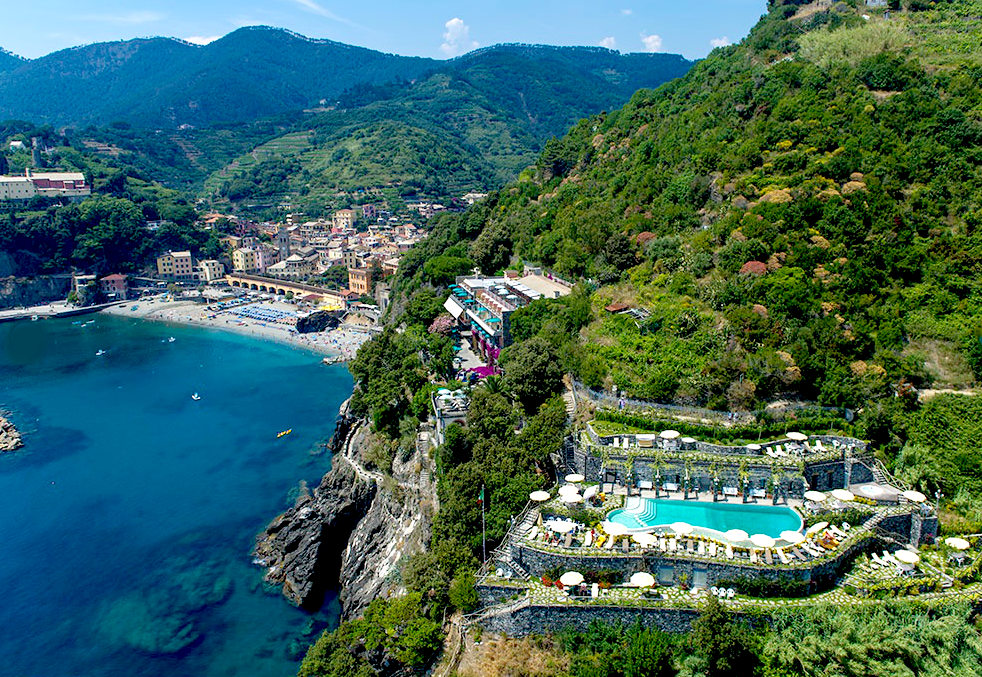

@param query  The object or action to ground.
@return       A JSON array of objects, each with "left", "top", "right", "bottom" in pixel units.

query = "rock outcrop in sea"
[
  {"left": 0, "top": 415, "right": 23, "bottom": 452},
  {"left": 256, "top": 418, "right": 438, "bottom": 618}
]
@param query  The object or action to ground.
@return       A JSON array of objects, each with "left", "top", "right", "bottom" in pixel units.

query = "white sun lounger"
[
  {"left": 698, "top": 540, "right": 706, "bottom": 556},
  {"left": 726, "top": 544, "right": 734, "bottom": 560},
  {"left": 583, "top": 531, "right": 592, "bottom": 547},
  {"left": 528, "top": 526, "right": 539, "bottom": 540},
  {"left": 750, "top": 550, "right": 758, "bottom": 564},
  {"left": 777, "top": 548, "right": 791, "bottom": 565},
  {"left": 605, "top": 535, "right": 616, "bottom": 550}
]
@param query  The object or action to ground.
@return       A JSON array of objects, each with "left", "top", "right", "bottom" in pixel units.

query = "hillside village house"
[
  {"left": 0, "top": 169, "right": 91, "bottom": 202},
  {"left": 348, "top": 267, "right": 372, "bottom": 295},
  {"left": 99, "top": 274, "right": 129, "bottom": 300},
  {"left": 196, "top": 260, "right": 226, "bottom": 283},
  {"left": 156, "top": 251, "right": 195, "bottom": 281}
]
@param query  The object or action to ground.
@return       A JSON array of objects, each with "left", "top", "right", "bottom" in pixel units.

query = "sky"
[{"left": 0, "top": 0, "right": 768, "bottom": 61}]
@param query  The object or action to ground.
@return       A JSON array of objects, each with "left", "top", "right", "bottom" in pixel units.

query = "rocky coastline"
[
  {"left": 0, "top": 415, "right": 23, "bottom": 452},
  {"left": 255, "top": 405, "right": 438, "bottom": 619}
]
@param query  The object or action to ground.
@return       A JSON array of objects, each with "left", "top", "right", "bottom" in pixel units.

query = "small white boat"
[
  {"left": 168, "top": 337, "right": 176, "bottom": 343},
  {"left": 96, "top": 349, "right": 106, "bottom": 356},
  {"left": 30, "top": 315, "right": 38, "bottom": 321},
  {"left": 191, "top": 393, "right": 201, "bottom": 401}
]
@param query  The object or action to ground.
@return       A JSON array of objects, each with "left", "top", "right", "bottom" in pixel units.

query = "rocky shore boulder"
[
  {"left": 296, "top": 311, "right": 342, "bottom": 334},
  {"left": 0, "top": 416, "right": 23, "bottom": 452},
  {"left": 255, "top": 460, "right": 376, "bottom": 609}
]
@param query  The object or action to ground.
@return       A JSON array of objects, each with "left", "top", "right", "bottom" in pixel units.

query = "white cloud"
[
  {"left": 440, "top": 17, "right": 478, "bottom": 57},
  {"left": 710, "top": 36, "right": 731, "bottom": 48},
  {"left": 78, "top": 11, "right": 165, "bottom": 25},
  {"left": 640, "top": 33, "right": 663, "bottom": 52},
  {"left": 599, "top": 36, "right": 617, "bottom": 50},
  {"left": 185, "top": 35, "right": 221, "bottom": 45},
  {"left": 621, "top": 9, "right": 633, "bottom": 15}
]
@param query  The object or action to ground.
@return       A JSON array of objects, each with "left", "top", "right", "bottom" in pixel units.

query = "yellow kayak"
[{"left": 277, "top": 429, "right": 292, "bottom": 438}]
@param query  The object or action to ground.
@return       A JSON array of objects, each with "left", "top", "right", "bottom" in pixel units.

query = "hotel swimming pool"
[{"left": 608, "top": 498, "right": 803, "bottom": 544}]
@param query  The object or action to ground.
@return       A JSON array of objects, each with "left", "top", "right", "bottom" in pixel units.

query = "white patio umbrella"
[
  {"left": 747, "top": 443, "right": 762, "bottom": 452},
  {"left": 660, "top": 430, "right": 681, "bottom": 440},
  {"left": 806, "top": 521, "right": 829, "bottom": 536},
  {"left": 780, "top": 530, "right": 805, "bottom": 544},
  {"left": 751, "top": 534, "right": 776, "bottom": 549},
  {"left": 804, "top": 490, "right": 827, "bottom": 503},
  {"left": 560, "top": 571, "right": 584, "bottom": 586},
  {"left": 630, "top": 571, "right": 655, "bottom": 588},
  {"left": 725, "top": 529, "right": 749, "bottom": 542},
  {"left": 602, "top": 521, "right": 629, "bottom": 536},
  {"left": 582, "top": 485, "right": 599, "bottom": 500},
  {"left": 787, "top": 431, "right": 807, "bottom": 441},
  {"left": 830, "top": 489, "right": 855, "bottom": 502},
  {"left": 632, "top": 533, "right": 658, "bottom": 548},
  {"left": 546, "top": 520, "right": 577, "bottom": 533},
  {"left": 565, "top": 473, "right": 585, "bottom": 483},
  {"left": 671, "top": 522, "right": 693, "bottom": 536},
  {"left": 902, "top": 490, "right": 927, "bottom": 503},
  {"left": 558, "top": 483, "right": 580, "bottom": 496},
  {"left": 529, "top": 490, "right": 551, "bottom": 502},
  {"left": 560, "top": 493, "right": 584, "bottom": 503},
  {"left": 681, "top": 436, "right": 697, "bottom": 445},
  {"left": 945, "top": 537, "right": 970, "bottom": 551},
  {"left": 894, "top": 550, "right": 920, "bottom": 565},
  {"left": 859, "top": 485, "right": 886, "bottom": 498}
]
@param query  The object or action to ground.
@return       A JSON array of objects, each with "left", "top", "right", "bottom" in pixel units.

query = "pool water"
[{"left": 608, "top": 497, "right": 802, "bottom": 543}]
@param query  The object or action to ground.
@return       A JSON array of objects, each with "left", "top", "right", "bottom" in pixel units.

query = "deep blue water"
[{"left": 0, "top": 315, "right": 351, "bottom": 677}]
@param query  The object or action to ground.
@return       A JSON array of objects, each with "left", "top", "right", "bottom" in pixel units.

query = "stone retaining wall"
[{"left": 480, "top": 603, "right": 706, "bottom": 636}]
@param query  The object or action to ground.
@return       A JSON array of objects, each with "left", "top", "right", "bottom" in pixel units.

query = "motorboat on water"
[
  {"left": 30, "top": 315, "right": 38, "bottom": 321},
  {"left": 276, "top": 429, "right": 292, "bottom": 438},
  {"left": 96, "top": 349, "right": 106, "bottom": 356},
  {"left": 168, "top": 337, "right": 176, "bottom": 343},
  {"left": 191, "top": 393, "right": 201, "bottom": 401}
]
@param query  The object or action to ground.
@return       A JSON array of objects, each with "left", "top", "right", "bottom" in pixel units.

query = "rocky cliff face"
[
  {"left": 338, "top": 436, "right": 437, "bottom": 616},
  {"left": 255, "top": 421, "right": 438, "bottom": 619},
  {"left": 255, "top": 459, "right": 377, "bottom": 610},
  {"left": 0, "top": 275, "right": 71, "bottom": 310}
]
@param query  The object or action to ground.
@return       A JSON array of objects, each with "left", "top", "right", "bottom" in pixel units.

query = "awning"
[{"left": 443, "top": 297, "right": 464, "bottom": 319}]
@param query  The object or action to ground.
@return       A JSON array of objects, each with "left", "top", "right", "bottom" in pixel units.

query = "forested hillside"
[
  {"left": 0, "top": 27, "right": 435, "bottom": 128},
  {"left": 397, "top": 0, "right": 982, "bottom": 412},
  {"left": 299, "top": 2, "right": 982, "bottom": 675}
]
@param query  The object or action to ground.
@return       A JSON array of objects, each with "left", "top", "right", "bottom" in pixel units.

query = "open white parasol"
[
  {"left": 560, "top": 493, "right": 584, "bottom": 503},
  {"left": 529, "top": 490, "right": 551, "bottom": 502},
  {"left": 725, "top": 529, "right": 749, "bottom": 542},
  {"left": 630, "top": 571, "right": 655, "bottom": 588},
  {"left": 559, "top": 571, "right": 584, "bottom": 586},
  {"left": 558, "top": 484, "right": 580, "bottom": 496},
  {"left": 660, "top": 430, "right": 681, "bottom": 440},
  {"left": 787, "top": 431, "right": 807, "bottom": 441},
  {"left": 830, "top": 489, "right": 854, "bottom": 502},
  {"left": 945, "top": 537, "right": 970, "bottom": 551},
  {"left": 632, "top": 533, "right": 658, "bottom": 548},
  {"left": 804, "top": 490, "right": 827, "bottom": 503},
  {"left": 671, "top": 522, "right": 694, "bottom": 536},
  {"left": 894, "top": 550, "right": 920, "bottom": 565},
  {"left": 751, "top": 533, "right": 776, "bottom": 549},
  {"left": 806, "top": 521, "right": 829, "bottom": 536},
  {"left": 602, "top": 521, "right": 629, "bottom": 536},
  {"left": 546, "top": 520, "right": 576, "bottom": 533},
  {"left": 582, "top": 485, "right": 599, "bottom": 500},
  {"left": 780, "top": 530, "right": 805, "bottom": 544},
  {"left": 902, "top": 490, "right": 926, "bottom": 503},
  {"left": 565, "top": 473, "right": 585, "bottom": 483}
]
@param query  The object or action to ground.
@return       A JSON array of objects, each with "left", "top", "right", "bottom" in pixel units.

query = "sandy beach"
[{"left": 101, "top": 298, "right": 372, "bottom": 360}]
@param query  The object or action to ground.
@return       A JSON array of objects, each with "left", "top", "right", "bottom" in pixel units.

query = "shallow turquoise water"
[
  {"left": 608, "top": 498, "right": 802, "bottom": 540},
  {"left": 0, "top": 315, "right": 350, "bottom": 677}
]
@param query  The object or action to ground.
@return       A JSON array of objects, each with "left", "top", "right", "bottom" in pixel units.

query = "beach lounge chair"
[
  {"left": 765, "top": 549, "right": 774, "bottom": 565},
  {"left": 726, "top": 544, "right": 734, "bottom": 560},
  {"left": 709, "top": 542, "right": 718, "bottom": 557},
  {"left": 664, "top": 482, "right": 678, "bottom": 492},
  {"left": 659, "top": 536, "right": 666, "bottom": 552},
  {"left": 595, "top": 534, "right": 606, "bottom": 548},
  {"left": 622, "top": 538, "right": 629, "bottom": 553},
  {"left": 829, "top": 525, "right": 846, "bottom": 539},
  {"left": 777, "top": 549, "right": 790, "bottom": 565},
  {"left": 687, "top": 539, "right": 695, "bottom": 554},
  {"left": 814, "top": 439, "right": 824, "bottom": 451},
  {"left": 605, "top": 535, "right": 616, "bottom": 550},
  {"left": 711, "top": 586, "right": 719, "bottom": 596},
  {"left": 791, "top": 547, "right": 807, "bottom": 561},
  {"left": 591, "top": 583, "right": 599, "bottom": 598},
  {"left": 750, "top": 550, "right": 758, "bottom": 564},
  {"left": 528, "top": 526, "right": 539, "bottom": 540},
  {"left": 727, "top": 588, "right": 735, "bottom": 599},
  {"left": 841, "top": 522, "right": 851, "bottom": 531},
  {"left": 698, "top": 540, "right": 706, "bottom": 556},
  {"left": 564, "top": 532, "right": 573, "bottom": 548},
  {"left": 669, "top": 537, "right": 677, "bottom": 553},
  {"left": 583, "top": 531, "right": 593, "bottom": 547}
]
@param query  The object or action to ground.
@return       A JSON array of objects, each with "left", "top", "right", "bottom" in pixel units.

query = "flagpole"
[{"left": 481, "top": 483, "right": 487, "bottom": 562}]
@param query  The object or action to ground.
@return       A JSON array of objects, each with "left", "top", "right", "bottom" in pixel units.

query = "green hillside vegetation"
[
  {"left": 0, "top": 27, "right": 435, "bottom": 128},
  {"left": 1, "top": 124, "right": 215, "bottom": 276},
  {"left": 301, "top": 3, "right": 982, "bottom": 673},
  {"left": 201, "top": 47, "right": 692, "bottom": 213}
]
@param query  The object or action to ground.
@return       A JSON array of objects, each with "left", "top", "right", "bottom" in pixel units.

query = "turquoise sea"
[{"left": 0, "top": 314, "right": 351, "bottom": 677}]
